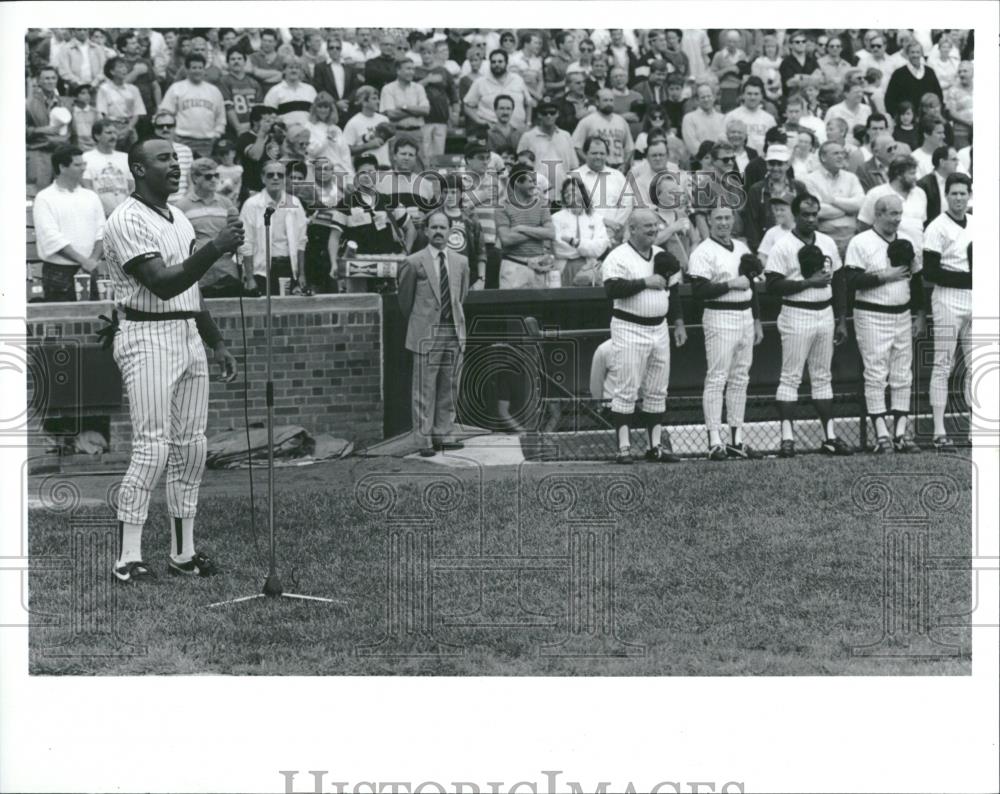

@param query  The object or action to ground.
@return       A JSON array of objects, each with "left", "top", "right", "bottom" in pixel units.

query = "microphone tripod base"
[{"left": 263, "top": 573, "right": 283, "bottom": 597}]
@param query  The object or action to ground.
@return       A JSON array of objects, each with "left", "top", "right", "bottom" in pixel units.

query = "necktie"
[{"left": 438, "top": 251, "right": 453, "bottom": 326}]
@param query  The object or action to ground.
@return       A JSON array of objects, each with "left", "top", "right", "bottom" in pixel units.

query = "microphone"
[
  {"left": 263, "top": 206, "right": 276, "bottom": 226},
  {"left": 227, "top": 207, "right": 244, "bottom": 276}
]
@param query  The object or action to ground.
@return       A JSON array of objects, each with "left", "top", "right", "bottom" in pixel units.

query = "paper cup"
[{"left": 278, "top": 277, "right": 290, "bottom": 296}]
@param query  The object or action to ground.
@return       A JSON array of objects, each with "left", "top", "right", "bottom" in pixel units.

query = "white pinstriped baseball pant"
[
  {"left": 854, "top": 309, "right": 913, "bottom": 415},
  {"left": 113, "top": 318, "right": 209, "bottom": 525},
  {"left": 609, "top": 317, "right": 670, "bottom": 414},
  {"left": 775, "top": 306, "right": 835, "bottom": 402},
  {"left": 702, "top": 307, "right": 754, "bottom": 433},
  {"left": 929, "top": 286, "right": 972, "bottom": 409}
]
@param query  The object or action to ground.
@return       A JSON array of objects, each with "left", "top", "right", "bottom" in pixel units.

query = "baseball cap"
[
  {"left": 464, "top": 142, "right": 489, "bottom": 159},
  {"left": 765, "top": 144, "right": 791, "bottom": 163},
  {"left": 536, "top": 100, "right": 559, "bottom": 115},
  {"left": 190, "top": 157, "right": 219, "bottom": 176}
]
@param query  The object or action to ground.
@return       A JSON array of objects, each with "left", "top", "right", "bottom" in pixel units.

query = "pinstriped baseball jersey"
[
  {"left": 844, "top": 229, "right": 920, "bottom": 306},
  {"left": 601, "top": 242, "right": 679, "bottom": 318},
  {"left": 923, "top": 212, "right": 972, "bottom": 274},
  {"left": 764, "top": 230, "right": 843, "bottom": 302},
  {"left": 687, "top": 237, "right": 753, "bottom": 303},
  {"left": 103, "top": 194, "right": 201, "bottom": 312}
]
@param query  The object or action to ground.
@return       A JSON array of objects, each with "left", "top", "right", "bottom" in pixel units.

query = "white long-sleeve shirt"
[
  {"left": 238, "top": 190, "right": 308, "bottom": 276},
  {"left": 32, "top": 182, "right": 105, "bottom": 266},
  {"left": 159, "top": 79, "right": 226, "bottom": 139},
  {"left": 551, "top": 208, "right": 610, "bottom": 260}
]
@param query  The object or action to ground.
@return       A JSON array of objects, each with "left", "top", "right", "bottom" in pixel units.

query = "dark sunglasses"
[
  {"left": 200, "top": 173, "right": 220, "bottom": 179},
  {"left": 155, "top": 123, "right": 176, "bottom": 129},
  {"left": 792, "top": 39, "right": 806, "bottom": 44},
  {"left": 263, "top": 172, "right": 285, "bottom": 178},
  {"left": 718, "top": 155, "right": 736, "bottom": 163}
]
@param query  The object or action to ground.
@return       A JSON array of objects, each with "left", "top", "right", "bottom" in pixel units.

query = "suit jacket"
[
  {"left": 917, "top": 172, "right": 942, "bottom": 227},
  {"left": 397, "top": 245, "right": 470, "bottom": 353},
  {"left": 311, "top": 61, "right": 363, "bottom": 104},
  {"left": 856, "top": 157, "right": 889, "bottom": 194}
]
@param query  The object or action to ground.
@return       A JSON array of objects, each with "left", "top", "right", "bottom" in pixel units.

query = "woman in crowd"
[
  {"left": 551, "top": 175, "right": 610, "bottom": 287},
  {"left": 751, "top": 34, "right": 782, "bottom": 81},
  {"left": 926, "top": 33, "right": 960, "bottom": 92},
  {"left": 891, "top": 100, "right": 919, "bottom": 149},
  {"left": 789, "top": 127, "right": 819, "bottom": 180},
  {"left": 303, "top": 92, "right": 354, "bottom": 183}
]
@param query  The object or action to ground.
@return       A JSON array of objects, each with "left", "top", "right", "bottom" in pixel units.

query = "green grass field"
[{"left": 28, "top": 451, "right": 973, "bottom": 675}]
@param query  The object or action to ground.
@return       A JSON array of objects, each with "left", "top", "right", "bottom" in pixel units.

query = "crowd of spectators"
[{"left": 26, "top": 27, "right": 974, "bottom": 301}]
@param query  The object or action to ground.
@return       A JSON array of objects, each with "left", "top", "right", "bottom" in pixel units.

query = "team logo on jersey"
[{"left": 447, "top": 227, "right": 466, "bottom": 250}]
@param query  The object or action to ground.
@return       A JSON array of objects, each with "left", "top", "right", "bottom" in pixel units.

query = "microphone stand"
[{"left": 209, "top": 205, "right": 342, "bottom": 608}]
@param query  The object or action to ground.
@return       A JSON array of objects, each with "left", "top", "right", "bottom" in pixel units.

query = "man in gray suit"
[{"left": 397, "top": 211, "right": 470, "bottom": 456}]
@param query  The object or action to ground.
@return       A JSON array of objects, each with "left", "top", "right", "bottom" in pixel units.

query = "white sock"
[
  {"left": 874, "top": 415, "right": 889, "bottom": 437},
  {"left": 617, "top": 424, "right": 630, "bottom": 450},
  {"left": 731, "top": 426, "right": 743, "bottom": 445},
  {"left": 170, "top": 517, "right": 195, "bottom": 563},
  {"left": 709, "top": 428, "right": 722, "bottom": 446},
  {"left": 895, "top": 415, "right": 908, "bottom": 438},
  {"left": 826, "top": 419, "right": 836, "bottom": 440},
  {"left": 650, "top": 424, "right": 662, "bottom": 448},
  {"left": 781, "top": 420, "right": 794, "bottom": 441},
  {"left": 117, "top": 522, "right": 143, "bottom": 565},
  {"left": 932, "top": 406, "right": 946, "bottom": 437}
]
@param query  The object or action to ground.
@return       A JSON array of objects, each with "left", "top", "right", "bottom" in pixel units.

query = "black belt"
[
  {"left": 123, "top": 308, "right": 198, "bottom": 321},
  {"left": 703, "top": 300, "right": 752, "bottom": 311},
  {"left": 396, "top": 125, "right": 422, "bottom": 132},
  {"left": 612, "top": 309, "right": 666, "bottom": 327},
  {"left": 503, "top": 255, "right": 544, "bottom": 266},
  {"left": 783, "top": 298, "right": 833, "bottom": 310},
  {"left": 854, "top": 300, "right": 910, "bottom": 315}
]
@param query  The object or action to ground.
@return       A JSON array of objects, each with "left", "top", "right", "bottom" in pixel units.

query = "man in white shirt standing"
[
  {"left": 571, "top": 135, "right": 629, "bottom": 243},
  {"left": 82, "top": 119, "right": 134, "bottom": 217},
  {"left": 32, "top": 145, "right": 105, "bottom": 302},
  {"left": 723, "top": 76, "right": 777, "bottom": 154},
  {"left": 517, "top": 100, "right": 579, "bottom": 202},
  {"left": 571, "top": 88, "right": 635, "bottom": 171},
  {"left": 681, "top": 81, "right": 726, "bottom": 158},
  {"left": 824, "top": 81, "right": 872, "bottom": 134},
  {"left": 857, "top": 155, "right": 927, "bottom": 255},
  {"left": 803, "top": 141, "right": 865, "bottom": 259},
  {"left": 379, "top": 58, "right": 431, "bottom": 151},
  {"left": 158, "top": 53, "right": 226, "bottom": 157},
  {"left": 463, "top": 49, "right": 531, "bottom": 129}
]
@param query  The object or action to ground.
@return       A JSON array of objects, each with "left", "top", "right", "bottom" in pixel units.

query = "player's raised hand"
[{"left": 644, "top": 274, "right": 667, "bottom": 290}]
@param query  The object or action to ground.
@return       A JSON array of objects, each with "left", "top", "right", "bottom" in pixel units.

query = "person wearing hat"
[
  {"left": 173, "top": 158, "right": 247, "bottom": 298},
  {"left": 756, "top": 192, "right": 795, "bottom": 267},
  {"left": 743, "top": 142, "right": 808, "bottom": 253},
  {"left": 516, "top": 99, "right": 579, "bottom": 204}
]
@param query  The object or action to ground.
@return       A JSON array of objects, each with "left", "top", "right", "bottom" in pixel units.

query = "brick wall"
[{"left": 26, "top": 294, "right": 384, "bottom": 453}]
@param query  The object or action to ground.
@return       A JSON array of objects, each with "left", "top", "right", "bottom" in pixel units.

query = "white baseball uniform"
[
  {"left": 844, "top": 228, "right": 920, "bottom": 416},
  {"left": 601, "top": 242, "right": 679, "bottom": 415},
  {"left": 103, "top": 195, "right": 209, "bottom": 526},
  {"left": 765, "top": 231, "right": 843, "bottom": 402},
  {"left": 923, "top": 212, "right": 973, "bottom": 409},
  {"left": 688, "top": 236, "right": 755, "bottom": 433}
]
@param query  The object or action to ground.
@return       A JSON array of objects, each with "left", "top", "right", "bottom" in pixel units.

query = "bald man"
[
  {"left": 844, "top": 194, "right": 926, "bottom": 453},
  {"left": 601, "top": 209, "right": 687, "bottom": 463},
  {"left": 102, "top": 138, "right": 243, "bottom": 583}
]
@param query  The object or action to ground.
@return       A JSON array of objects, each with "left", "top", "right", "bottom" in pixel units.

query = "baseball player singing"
[
  {"left": 922, "top": 172, "right": 973, "bottom": 451},
  {"left": 764, "top": 193, "right": 853, "bottom": 457},
  {"left": 101, "top": 138, "right": 244, "bottom": 583},
  {"left": 601, "top": 209, "right": 687, "bottom": 464},
  {"left": 844, "top": 194, "right": 926, "bottom": 453},
  {"left": 687, "top": 206, "right": 765, "bottom": 461}
]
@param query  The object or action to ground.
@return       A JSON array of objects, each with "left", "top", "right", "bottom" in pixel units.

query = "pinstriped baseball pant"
[
  {"left": 929, "top": 286, "right": 972, "bottom": 409},
  {"left": 609, "top": 317, "right": 670, "bottom": 414},
  {"left": 775, "top": 306, "right": 835, "bottom": 402},
  {"left": 702, "top": 308, "right": 754, "bottom": 433},
  {"left": 113, "top": 318, "right": 209, "bottom": 525},
  {"left": 854, "top": 309, "right": 912, "bottom": 415}
]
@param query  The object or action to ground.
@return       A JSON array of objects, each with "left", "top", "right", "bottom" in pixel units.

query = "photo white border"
[{"left": 1, "top": 3, "right": 996, "bottom": 793}]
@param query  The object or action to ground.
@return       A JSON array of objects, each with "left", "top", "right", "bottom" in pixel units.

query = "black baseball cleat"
[
  {"left": 933, "top": 435, "right": 956, "bottom": 452},
  {"left": 615, "top": 448, "right": 633, "bottom": 465},
  {"left": 893, "top": 435, "right": 922, "bottom": 454},
  {"left": 113, "top": 560, "right": 156, "bottom": 584},
  {"left": 168, "top": 551, "right": 220, "bottom": 577},
  {"left": 418, "top": 448, "right": 436, "bottom": 457},
  {"left": 645, "top": 445, "right": 680, "bottom": 463},
  {"left": 872, "top": 436, "right": 895, "bottom": 454},
  {"left": 821, "top": 437, "right": 854, "bottom": 456},
  {"left": 726, "top": 443, "right": 763, "bottom": 460},
  {"left": 779, "top": 439, "right": 796, "bottom": 458},
  {"left": 708, "top": 444, "right": 728, "bottom": 462}
]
